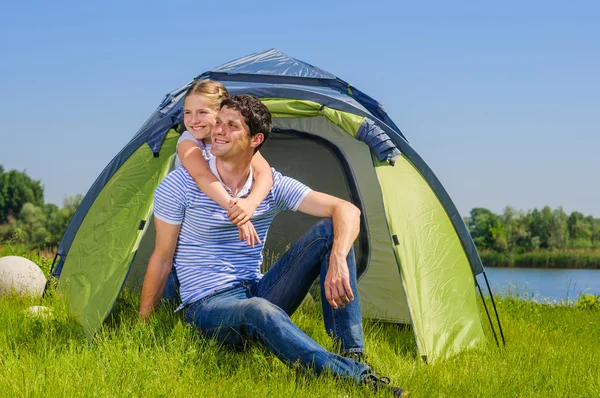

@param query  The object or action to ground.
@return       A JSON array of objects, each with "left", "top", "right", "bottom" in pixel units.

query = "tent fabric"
[
  {"left": 202, "top": 49, "right": 404, "bottom": 138},
  {"left": 374, "top": 156, "right": 486, "bottom": 360},
  {"left": 211, "top": 48, "right": 337, "bottom": 79},
  {"left": 58, "top": 130, "right": 178, "bottom": 334},
  {"left": 262, "top": 98, "right": 364, "bottom": 135},
  {"left": 356, "top": 118, "right": 401, "bottom": 165}
]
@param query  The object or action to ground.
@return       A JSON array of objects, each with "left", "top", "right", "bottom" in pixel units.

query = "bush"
[
  {"left": 575, "top": 294, "right": 600, "bottom": 310},
  {"left": 480, "top": 251, "right": 514, "bottom": 267},
  {"left": 480, "top": 249, "right": 600, "bottom": 269},
  {"left": 570, "top": 238, "right": 593, "bottom": 250}
]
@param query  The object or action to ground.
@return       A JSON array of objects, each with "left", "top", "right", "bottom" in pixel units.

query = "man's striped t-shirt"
[{"left": 153, "top": 158, "right": 312, "bottom": 309}]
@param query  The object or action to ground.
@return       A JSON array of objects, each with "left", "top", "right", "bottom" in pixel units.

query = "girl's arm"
[
  {"left": 178, "top": 140, "right": 260, "bottom": 246},
  {"left": 178, "top": 140, "right": 231, "bottom": 209},
  {"left": 228, "top": 151, "right": 273, "bottom": 225}
]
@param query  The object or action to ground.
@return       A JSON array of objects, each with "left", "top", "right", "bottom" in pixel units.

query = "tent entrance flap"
[{"left": 374, "top": 156, "right": 486, "bottom": 361}]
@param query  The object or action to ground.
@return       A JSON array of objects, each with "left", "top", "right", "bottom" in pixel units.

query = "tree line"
[
  {"left": 465, "top": 206, "right": 600, "bottom": 252},
  {"left": 0, "top": 166, "right": 81, "bottom": 248}
]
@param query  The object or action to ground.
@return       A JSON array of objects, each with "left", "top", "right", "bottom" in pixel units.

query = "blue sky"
[{"left": 1, "top": 1, "right": 598, "bottom": 217}]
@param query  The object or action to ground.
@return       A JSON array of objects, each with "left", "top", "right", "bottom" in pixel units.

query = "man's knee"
[
  {"left": 244, "top": 297, "right": 287, "bottom": 324},
  {"left": 313, "top": 218, "right": 334, "bottom": 243}
]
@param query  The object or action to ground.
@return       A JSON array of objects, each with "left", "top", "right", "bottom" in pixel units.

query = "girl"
[{"left": 177, "top": 80, "right": 273, "bottom": 247}]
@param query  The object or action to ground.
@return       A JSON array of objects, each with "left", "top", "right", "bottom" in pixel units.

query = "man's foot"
[
  {"left": 345, "top": 351, "right": 365, "bottom": 363},
  {"left": 361, "top": 373, "right": 410, "bottom": 397}
]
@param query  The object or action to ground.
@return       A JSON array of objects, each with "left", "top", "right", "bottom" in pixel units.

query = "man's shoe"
[{"left": 361, "top": 373, "right": 410, "bottom": 397}]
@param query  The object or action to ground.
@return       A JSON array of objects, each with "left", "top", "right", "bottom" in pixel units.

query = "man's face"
[{"left": 211, "top": 106, "right": 260, "bottom": 159}]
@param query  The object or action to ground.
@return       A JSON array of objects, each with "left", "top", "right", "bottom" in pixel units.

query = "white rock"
[
  {"left": 26, "top": 305, "right": 54, "bottom": 319},
  {"left": 0, "top": 256, "right": 47, "bottom": 297}
]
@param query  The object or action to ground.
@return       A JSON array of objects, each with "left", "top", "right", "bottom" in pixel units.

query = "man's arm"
[
  {"left": 297, "top": 191, "right": 361, "bottom": 310},
  {"left": 139, "top": 218, "right": 181, "bottom": 320}
]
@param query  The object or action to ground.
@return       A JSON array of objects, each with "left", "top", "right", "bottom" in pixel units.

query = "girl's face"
[{"left": 183, "top": 94, "right": 218, "bottom": 141}]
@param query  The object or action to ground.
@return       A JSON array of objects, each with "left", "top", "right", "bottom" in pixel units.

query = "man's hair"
[
  {"left": 220, "top": 94, "right": 272, "bottom": 152},
  {"left": 185, "top": 79, "right": 229, "bottom": 109}
]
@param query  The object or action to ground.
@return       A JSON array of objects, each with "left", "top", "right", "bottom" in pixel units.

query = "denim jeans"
[{"left": 183, "top": 218, "right": 370, "bottom": 382}]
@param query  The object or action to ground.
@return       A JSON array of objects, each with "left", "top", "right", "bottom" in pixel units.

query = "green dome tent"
[{"left": 51, "top": 49, "right": 502, "bottom": 363}]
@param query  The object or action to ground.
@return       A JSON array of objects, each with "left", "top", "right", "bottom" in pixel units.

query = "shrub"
[{"left": 575, "top": 294, "right": 600, "bottom": 310}]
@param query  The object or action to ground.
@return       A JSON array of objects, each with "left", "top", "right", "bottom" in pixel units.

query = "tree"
[
  {"left": 19, "top": 203, "right": 47, "bottom": 246},
  {"left": 45, "top": 195, "right": 82, "bottom": 247},
  {"left": 0, "top": 168, "right": 44, "bottom": 223},
  {"left": 503, "top": 207, "right": 530, "bottom": 252},
  {"left": 568, "top": 212, "right": 592, "bottom": 248},
  {"left": 581, "top": 215, "right": 600, "bottom": 249},
  {"left": 591, "top": 218, "right": 600, "bottom": 249},
  {"left": 467, "top": 208, "right": 508, "bottom": 252},
  {"left": 0, "top": 166, "right": 4, "bottom": 221},
  {"left": 530, "top": 206, "right": 556, "bottom": 249},
  {"left": 548, "top": 207, "right": 568, "bottom": 249}
]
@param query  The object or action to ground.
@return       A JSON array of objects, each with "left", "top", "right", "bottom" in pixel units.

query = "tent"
[{"left": 51, "top": 49, "right": 502, "bottom": 363}]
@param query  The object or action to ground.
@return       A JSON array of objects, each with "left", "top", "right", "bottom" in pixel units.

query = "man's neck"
[{"left": 216, "top": 155, "right": 252, "bottom": 196}]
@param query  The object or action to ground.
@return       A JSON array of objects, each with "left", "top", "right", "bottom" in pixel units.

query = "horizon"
[{"left": 1, "top": 1, "right": 598, "bottom": 218}]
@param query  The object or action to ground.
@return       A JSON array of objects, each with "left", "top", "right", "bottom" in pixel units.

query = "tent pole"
[
  {"left": 476, "top": 279, "right": 499, "bottom": 347},
  {"left": 483, "top": 271, "right": 506, "bottom": 346},
  {"left": 43, "top": 252, "right": 60, "bottom": 298},
  {"left": 48, "top": 252, "right": 59, "bottom": 276}
]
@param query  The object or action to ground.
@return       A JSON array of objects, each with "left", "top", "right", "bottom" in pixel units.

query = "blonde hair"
[{"left": 184, "top": 79, "right": 229, "bottom": 110}]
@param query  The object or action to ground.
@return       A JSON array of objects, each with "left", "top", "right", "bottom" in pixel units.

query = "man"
[{"left": 140, "top": 95, "right": 409, "bottom": 397}]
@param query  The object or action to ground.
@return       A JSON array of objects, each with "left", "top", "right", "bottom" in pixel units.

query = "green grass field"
[{"left": 1, "top": 247, "right": 600, "bottom": 397}]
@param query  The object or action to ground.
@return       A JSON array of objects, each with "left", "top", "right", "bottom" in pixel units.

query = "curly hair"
[{"left": 220, "top": 95, "right": 272, "bottom": 152}]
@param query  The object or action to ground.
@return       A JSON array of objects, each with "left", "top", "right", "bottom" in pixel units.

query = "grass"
[{"left": 1, "top": 249, "right": 600, "bottom": 397}]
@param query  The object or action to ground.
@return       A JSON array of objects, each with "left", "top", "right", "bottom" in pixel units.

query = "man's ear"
[{"left": 250, "top": 133, "right": 264, "bottom": 149}]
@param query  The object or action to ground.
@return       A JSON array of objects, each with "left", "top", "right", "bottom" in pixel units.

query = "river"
[{"left": 478, "top": 267, "right": 600, "bottom": 302}]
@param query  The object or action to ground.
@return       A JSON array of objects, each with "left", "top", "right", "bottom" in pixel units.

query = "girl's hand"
[
  {"left": 228, "top": 198, "right": 258, "bottom": 226},
  {"left": 237, "top": 221, "right": 261, "bottom": 248}
]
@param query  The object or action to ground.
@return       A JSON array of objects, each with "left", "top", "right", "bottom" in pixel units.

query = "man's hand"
[
  {"left": 324, "top": 252, "right": 355, "bottom": 309},
  {"left": 228, "top": 198, "right": 258, "bottom": 226},
  {"left": 139, "top": 306, "right": 152, "bottom": 322}
]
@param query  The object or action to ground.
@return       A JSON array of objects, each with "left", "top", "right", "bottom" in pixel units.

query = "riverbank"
[{"left": 480, "top": 249, "right": 600, "bottom": 269}]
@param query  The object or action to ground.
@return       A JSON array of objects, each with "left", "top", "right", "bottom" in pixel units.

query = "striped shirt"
[{"left": 153, "top": 158, "right": 312, "bottom": 309}]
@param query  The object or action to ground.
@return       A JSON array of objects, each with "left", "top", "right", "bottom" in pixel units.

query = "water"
[{"left": 479, "top": 267, "right": 600, "bottom": 302}]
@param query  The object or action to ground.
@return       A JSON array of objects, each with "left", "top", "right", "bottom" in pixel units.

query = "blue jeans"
[{"left": 183, "top": 219, "right": 370, "bottom": 382}]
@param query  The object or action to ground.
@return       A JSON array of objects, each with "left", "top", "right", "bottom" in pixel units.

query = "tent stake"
[
  {"left": 477, "top": 279, "right": 499, "bottom": 347},
  {"left": 483, "top": 271, "right": 506, "bottom": 346}
]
